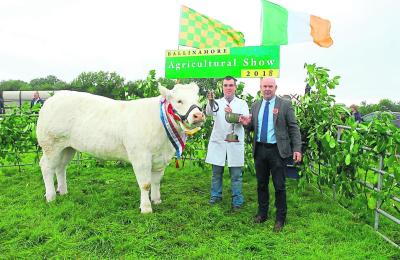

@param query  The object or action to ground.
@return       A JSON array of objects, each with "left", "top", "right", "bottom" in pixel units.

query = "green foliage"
[
  {"left": 124, "top": 70, "right": 160, "bottom": 99},
  {"left": 0, "top": 165, "right": 398, "bottom": 258},
  {"left": 297, "top": 63, "right": 400, "bottom": 214},
  {"left": 359, "top": 99, "right": 400, "bottom": 115},
  {"left": 0, "top": 104, "right": 40, "bottom": 168},
  {"left": 30, "top": 75, "right": 68, "bottom": 90},
  {"left": 70, "top": 71, "right": 125, "bottom": 99},
  {"left": 0, "top": 80, "right": 31, "bottom": 91},
  {"left": 0, "top": 76, "right": 69, "bottom": 91}
]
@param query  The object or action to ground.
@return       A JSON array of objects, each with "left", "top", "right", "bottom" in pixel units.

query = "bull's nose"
[{"left": 193, "top": 112, "right": 205, "bottom": 122}]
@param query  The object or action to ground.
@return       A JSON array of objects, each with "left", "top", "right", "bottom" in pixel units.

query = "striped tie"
[{"left": 260, "top": 101, "right": 270, "bottom": 143}]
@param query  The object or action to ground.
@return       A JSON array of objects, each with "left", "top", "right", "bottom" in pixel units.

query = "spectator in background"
[
  {"left": 0, "top": 91, "right": 5, "bottom": 114},
  {"left": 350, "top": 104, "right": 362, "bottom": 122},
  {"left": 30, "top": 91, "right": 44, "bottom": 108},
  {"left": 305, "top": 83, "right": 311, "bottom": 95}
]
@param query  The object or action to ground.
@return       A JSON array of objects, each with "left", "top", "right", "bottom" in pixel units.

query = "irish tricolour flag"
[{"left": 261, "top": 0, "right": 333, "bottom": 48}]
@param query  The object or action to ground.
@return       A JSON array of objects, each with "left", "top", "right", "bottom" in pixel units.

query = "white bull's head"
[{"left": 159, "top": 82, "right": 205, "bottom": 128}]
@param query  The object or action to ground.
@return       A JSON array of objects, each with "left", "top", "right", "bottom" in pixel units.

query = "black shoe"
[
  {"left": 209, "top": 197, "right": 222, "bottom": 205},
  {"left": 273, "top": 221, "right": 284, "bottom": 232},
  {"left": 253, "top": 215, "right": 268, "bottom": 223}
]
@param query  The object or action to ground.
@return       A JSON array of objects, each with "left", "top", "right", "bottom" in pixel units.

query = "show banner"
[{"left": 165, "top": 46, "right": 280, "bottom": 79}]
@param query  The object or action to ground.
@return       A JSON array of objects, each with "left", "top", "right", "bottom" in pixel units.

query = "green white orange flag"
[
  {"left": 261, "top": 0, "right": 333, "bottom": 48},
  {"left": 179, "top": 5, "right": 245, "bottom": 49}
]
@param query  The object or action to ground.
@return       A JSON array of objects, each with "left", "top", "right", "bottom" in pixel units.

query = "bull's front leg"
[
  {"left": 151, "top": 169, "right": 165, "bottom": 204},
  {"left": 131, "top": 154, "right": 153, "bottom": 214}
]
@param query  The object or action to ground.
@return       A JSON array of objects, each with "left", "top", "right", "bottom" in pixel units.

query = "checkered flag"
[{"left": 179, "top": 5, "right": 245, "bottom": 49}]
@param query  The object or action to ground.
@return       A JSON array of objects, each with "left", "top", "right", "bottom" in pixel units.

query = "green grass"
[
  {"left": 0, "top": 164, "right": 399, "bottom": 258},
  {"left": 311, "top": 163, "right": 399, "bottom": 244}
]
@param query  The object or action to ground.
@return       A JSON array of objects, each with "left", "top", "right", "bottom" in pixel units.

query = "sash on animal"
[{"left": 160, "top": 98, "right": 186, "bottom": 161}]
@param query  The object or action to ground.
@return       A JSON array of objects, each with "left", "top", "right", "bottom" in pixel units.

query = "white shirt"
[{"left": 205, "top": 97, "right": 249, "bottom": 167}]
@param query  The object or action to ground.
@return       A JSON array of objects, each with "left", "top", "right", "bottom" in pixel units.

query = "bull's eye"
[{"left": 177, "top": 100, "right": 183, "bottom": 104}]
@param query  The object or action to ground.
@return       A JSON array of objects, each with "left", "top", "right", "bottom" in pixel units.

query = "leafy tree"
[
  {"left": 297, "top": 63, "right": 399, "bottom": 214},
  {"left": 378, "top": 99, "right": 400, "bottom": 112},
  {"left": 124, "top": 70, "right": 159, "bottom": 99},
  {"left": 358, "top": 99, "right": 400, "bottom": 115},
  {"left": 30, "top": 75, "right": 68, "bottom": 90},
  {"left": 70, "top": 71, "right": 125, "bottom": 99},
  {"left": 0, "top": 103, "right": 39, "bottom": 170},
  {"left": 0, "top": 80, "right": 30, "bottom": 91}
]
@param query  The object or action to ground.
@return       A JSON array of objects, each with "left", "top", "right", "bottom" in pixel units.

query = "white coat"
[{"left": 205, "top": 97, "right": 249, "bottom": 167}]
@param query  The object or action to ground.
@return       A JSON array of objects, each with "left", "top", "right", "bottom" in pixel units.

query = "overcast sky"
[{"left": 0, "top": 0, "right": 399, "bottom": 105}]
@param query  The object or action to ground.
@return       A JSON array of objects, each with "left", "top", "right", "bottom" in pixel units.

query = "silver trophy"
[{"left": 224, "top": 112, "right": 241, "bottom": 142}]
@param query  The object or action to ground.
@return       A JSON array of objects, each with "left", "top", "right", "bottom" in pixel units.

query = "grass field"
[
  {"left": 0, "top": 163, "right": 399, "bottom": 258},
  {"left": 310, "top": 163, "right": 399, "bottom": 245}
]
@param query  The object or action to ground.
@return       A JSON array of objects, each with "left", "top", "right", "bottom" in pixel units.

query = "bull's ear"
[{"left": 158, "top": 84, "right": 172, "bottom": 99}]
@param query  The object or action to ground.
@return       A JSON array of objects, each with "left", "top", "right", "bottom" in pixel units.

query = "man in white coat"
[{"left": 205, "top": 76, "right": 249, "bottom": 210}]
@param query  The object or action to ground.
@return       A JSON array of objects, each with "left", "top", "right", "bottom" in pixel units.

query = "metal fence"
[
  {"left": 1, "top": 90, "right": 53, "bottom": 110},
  {"left": 0, "top": 149, "right": 94, "bottom": 170},
  {"left": 335, "top": 124, "right": 399, "bottom": 248}
]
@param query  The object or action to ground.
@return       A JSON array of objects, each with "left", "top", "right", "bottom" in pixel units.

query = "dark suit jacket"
[
  {"left": 30, "top": 98, "right": 44, "bottom": 108},
  {"left": 0, "top": 98, "right": 4, "bottom": 114},
  {"left": 247, "top": 96, "right": 302, "bottom": 158},
  {"left": 353, "top": 112, "right": 362, "bottom": 122}
]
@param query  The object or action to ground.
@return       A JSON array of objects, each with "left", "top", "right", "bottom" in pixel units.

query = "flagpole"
[
  {"left": 176, "top": 5, "right": 183, "bottom": 84},
  {"left": 177, "top": 5, "right": 183, "bottom": 50},
  {"left": 260, "top": 0, "right": 263, "bottom": 45}
]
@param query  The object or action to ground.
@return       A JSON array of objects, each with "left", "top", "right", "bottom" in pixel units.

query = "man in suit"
[
  {"left": 30, "top": 91, "right": 44, "bottom": 108},
  {"left": 0, "top": 91, "right": 5, "bottom": 114},
  {"left": 240, "top": 77, "right": 302, "bottom": 232}
]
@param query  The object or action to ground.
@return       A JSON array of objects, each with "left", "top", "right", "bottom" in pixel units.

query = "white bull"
[{"left": 36, "top": 83, "right": 205, "bottom": 213}]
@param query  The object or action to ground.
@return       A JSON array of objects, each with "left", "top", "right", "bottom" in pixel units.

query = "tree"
[
  {"left": 124, "top": 70, "right": 161, "bottom": 100},
  {"left": 0, "top": 80, "right": 30, "bottom": 91},
  {"left": 358, "top": 99, "right": 400, "bottom": 115},
  {"left": 378, "top": 99, "right": 400, "bottom": 112},
  {"left": 70, "top": 71, "right": 125, "bottom": 99},
  {"left": 30, "top": 75, "right": 68, "bottom": 90}
]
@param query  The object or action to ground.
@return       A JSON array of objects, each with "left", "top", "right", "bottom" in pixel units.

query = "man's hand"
[
  {"left": 293, "top": 152, "right": 302, "bottom": 163},
  {"left": 207, "top": 91, "right": 215, "bottom": 101},
  {"left": 224, "top": 105, "right": 232, "bottom": 113},
  {"left": 239, "top": 114, "right": 252, "bottom": 125}
]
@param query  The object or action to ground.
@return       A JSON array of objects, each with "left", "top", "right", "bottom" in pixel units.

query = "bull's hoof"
[
  {"left": 56, "top": 187, "right": 68, "bottom": 195},
  {"left": 140, "top": 205, "right": 153, "bottom": 214},
  {"left": 152, "top": 199, "right": 162, "bottom": 205},
  {"left": 45, "top": 193, "right": 56, "bottom": 202}
]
